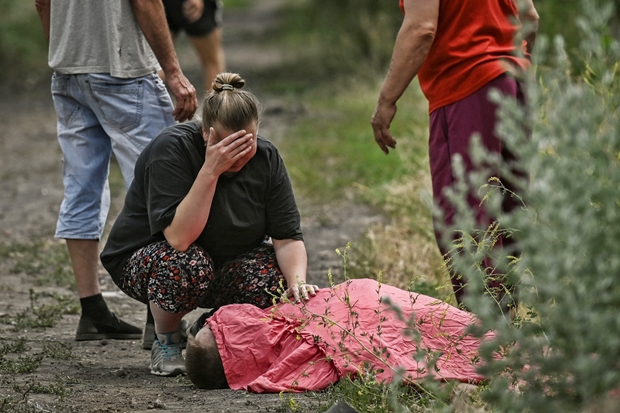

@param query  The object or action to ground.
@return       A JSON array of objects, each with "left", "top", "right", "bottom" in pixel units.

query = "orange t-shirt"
[{"left": 399, "top": 0, "right": 529, "bottom": 113}]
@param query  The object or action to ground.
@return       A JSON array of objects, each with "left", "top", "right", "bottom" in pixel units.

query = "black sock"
[
  {"left": 146, "top": 305, "right": 154, "bottom": 325},
  {"left": 80, "top": 294, "right": 112, "bottom": 322}
]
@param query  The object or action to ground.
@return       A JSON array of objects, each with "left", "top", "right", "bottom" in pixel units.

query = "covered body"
[{"left": 207, "top": 279, "right": 491, "bottom": 393}]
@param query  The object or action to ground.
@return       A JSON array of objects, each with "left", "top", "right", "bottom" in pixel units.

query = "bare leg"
[
  {"left": 66, "top": 239, "right": 101, "bottom": 298},
  {"left": 150, "top": 301, "right": 189, "bottom": 335},
  {"left": 67, "top": 239, "right": 142, "bottom": 340},
  {"left": 189, "top": 27, "right": 225, "bottom": 92}
]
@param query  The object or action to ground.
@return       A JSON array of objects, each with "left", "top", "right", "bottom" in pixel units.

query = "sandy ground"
[{"left": 0, "top": 1, "right": 384, "bottom": 411}]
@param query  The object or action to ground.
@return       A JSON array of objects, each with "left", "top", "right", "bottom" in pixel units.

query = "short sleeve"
[
  {"left": 264, "top": 148, "right": 303, "bottom": 241},
  {"left": 144, "top": 159, "right": 195, "bottom": 236}
]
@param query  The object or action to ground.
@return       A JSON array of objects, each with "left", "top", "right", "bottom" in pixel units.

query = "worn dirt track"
[{"left": 0, "top": 1, "right": 384, "bottom": 412}]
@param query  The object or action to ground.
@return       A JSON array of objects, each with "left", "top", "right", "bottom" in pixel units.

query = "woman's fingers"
[
  {"left": 208, "top": 128, "right": 248, "bottom": 148},
  {"left": 207, "top": 130, "right": 253, "bottom": 163},
  {"left": 284, "top": 283, "right": 319, "bottom": 303},
  {"left": 302, "top": 284, "right": 319, "bottom": 299},
  {"left": 290, "top": 287, "right": 300, "bottom": 303},
  {"left": 229, "top": 134, "right": 254, "bottom": 157}
]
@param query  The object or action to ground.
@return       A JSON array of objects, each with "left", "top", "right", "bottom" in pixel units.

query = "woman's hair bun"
[{"left": 212, "top": 72, "right": 246, "bottom": 92}]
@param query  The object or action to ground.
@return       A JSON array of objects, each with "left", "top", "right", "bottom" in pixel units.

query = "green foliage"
[
  {"left": 280, "top": 85, "right": 412, "bottom": 201},
  {"left": 42, "top": 341, "right": 73, "bottom": 361},
  {"left": 12, "top": 376, "right": 69, "bottom": 400},
  {"left": 0, "top": 337, "right": 76, "bottom": 410},
  {"left": 257, "top": 0, "right": 401, "bottom": 93},
  {"left": 0, "top": 0, "right": 49, "bottom": 89},
  {"left": 318, "top": 375, "right": 443, "bottom": 413},
  {"left": 223, "top": 0, "right": 252, "bottom": 9},
  {"left": 0, "top": 239, "right": 75, "bottom": 290},
  {"left": 4, "top": 290, "right": 79, "bottom": 331},
  {"left": 442, "top": 1, "right": 620, "bottom": 411},
  {"left": 0, "top": 353, "right": 43, "bottom": 375}
]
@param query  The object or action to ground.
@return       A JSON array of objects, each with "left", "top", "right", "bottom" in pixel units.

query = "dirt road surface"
[{"left": 0, "top": 1, "right": 383, "bottom": 412}]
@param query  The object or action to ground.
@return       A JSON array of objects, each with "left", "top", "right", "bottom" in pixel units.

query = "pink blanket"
[{"left": 207, "top": 279, "right": 491, "bottom": 393}]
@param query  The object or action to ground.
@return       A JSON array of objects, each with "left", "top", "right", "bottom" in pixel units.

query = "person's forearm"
[
  {"left": 35, "top": 0, "right": 51, "bottom": 44},
  {"left": 272, "top": 239, "right": 308, "bottom": 287},
  {"left": 130, "top": 0, "right": 183, "bottom": 77},
  {"left": 377, "top": 0, "right": 437, "bottom": 106},
  {"left": 131, "top": 0, "right": 197, "bottom": 121},
  {"left": 163, "top": 170, "right": 219, "bottom": 251}
]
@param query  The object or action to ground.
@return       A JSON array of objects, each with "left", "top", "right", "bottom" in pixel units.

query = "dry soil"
[{"left": 0, "top": 1, "right": 384, "bottom": 412}]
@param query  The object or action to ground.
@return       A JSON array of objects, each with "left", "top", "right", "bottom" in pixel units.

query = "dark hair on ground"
[
  {"left": 185, "top": 328, "right": 229, "bottom": 390},
  {"left": 201, "top": 72, "right": 260, "bottom": 132}
]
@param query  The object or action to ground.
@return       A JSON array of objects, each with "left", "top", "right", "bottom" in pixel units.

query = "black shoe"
[{"left": 75, "top": 313, "right": 142, "bottom": 341}]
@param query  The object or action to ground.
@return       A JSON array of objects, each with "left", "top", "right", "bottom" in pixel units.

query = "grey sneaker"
[{"left": 150, "top": 333, "right": 185, "bottom": 377}]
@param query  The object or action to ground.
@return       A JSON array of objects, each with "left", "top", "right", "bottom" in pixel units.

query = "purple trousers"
[{"left": 429, "top": 74, "right": 527, "bottom": 305}]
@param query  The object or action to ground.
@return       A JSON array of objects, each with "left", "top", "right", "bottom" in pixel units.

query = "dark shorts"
[
  {"left": 118, "top": 241, "right": 285, "bottom": 313},
  {"left": 163, "top": 0, "right": 222, "bottom": 37}
]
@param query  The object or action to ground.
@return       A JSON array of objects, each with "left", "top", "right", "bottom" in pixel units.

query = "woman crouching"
[{"left": 101, "top": 72, "right": 318, "bottom": 377}]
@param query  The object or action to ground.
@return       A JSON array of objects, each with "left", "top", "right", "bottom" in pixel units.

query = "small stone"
[
  {"left": 112, "top": 368, "right": 127, "bottom": 377},
  {"left": 153, "top": 398, "right": 167, "bottom": 409}
]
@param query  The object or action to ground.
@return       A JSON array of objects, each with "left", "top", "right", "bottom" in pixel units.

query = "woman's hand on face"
[
  {"left": 202, "top": 127, "right": 254, "bottom": 176},
  {"left": 283, "top": 282, "right": 319, "bottom": 303}
]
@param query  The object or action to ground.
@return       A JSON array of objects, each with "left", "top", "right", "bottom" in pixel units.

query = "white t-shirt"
[{"left": 48, "top": 0, "right": 160, "bottom": 78}]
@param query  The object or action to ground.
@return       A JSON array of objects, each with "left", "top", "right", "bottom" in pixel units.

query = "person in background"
[
  {"left": 35, "top": 0, "right": 197, "bottom": 342},
  {"left": 101, "top": 72, "right": 319, "bottom": 377},
  {"left": 371, "top": 0, "right": 539, "bottom": 308},
  {"left": 163, "top": 0, "right": 226, "bottom": 92}
]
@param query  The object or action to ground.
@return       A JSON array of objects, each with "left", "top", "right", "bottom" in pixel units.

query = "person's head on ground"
[
  {"left": 185, "top": 323, "right": 229, "bottom": 389},
  {"left": 201, "top": 72, "right": 260, "bottom": 173}
]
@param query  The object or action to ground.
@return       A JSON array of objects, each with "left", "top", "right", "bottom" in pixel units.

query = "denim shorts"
[{"left": 52, "top": 72, "right": 175, "bottom": 240}]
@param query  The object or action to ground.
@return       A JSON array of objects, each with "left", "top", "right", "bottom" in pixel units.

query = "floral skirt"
[{"left": 119, "top": 241, "right": 285, "bottom": 313}]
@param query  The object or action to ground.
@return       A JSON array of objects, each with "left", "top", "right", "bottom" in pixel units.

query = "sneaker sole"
[
  {"left": 149, "top": 365, "right": 186, "bottom": 377},
  {"left": 76, "top": 333, "right": 142, "bottom": 341}
]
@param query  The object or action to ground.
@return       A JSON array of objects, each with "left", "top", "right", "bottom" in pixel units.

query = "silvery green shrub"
[{"left": 442, "top": 1, "right": 620, "bottom": 411}]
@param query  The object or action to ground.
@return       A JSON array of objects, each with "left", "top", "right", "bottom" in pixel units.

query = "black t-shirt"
[{"left": 101, "top": 121, "right": 302, "bottom": 282}]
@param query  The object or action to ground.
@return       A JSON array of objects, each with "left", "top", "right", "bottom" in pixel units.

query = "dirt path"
[{"left": 0, "top": 1, "right": 383, "bottom": 412}]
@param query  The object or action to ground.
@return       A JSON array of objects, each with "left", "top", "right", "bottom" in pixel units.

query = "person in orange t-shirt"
[{"left": 371, "top": 0, "right": 539, "bottom": 308}]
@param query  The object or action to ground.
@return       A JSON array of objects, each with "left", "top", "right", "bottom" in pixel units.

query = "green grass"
[
  {"left": 314, "top": 376, "right": 453, "bottom": 413},
  {"left": 0, "top": 336, "right": 77, "bottom": 410},
  {"left": 0, "top": 0, "right": 49, "bottom": 90},
  {"left": 280, "top": 83, "right": 426, "bottom": 202},
  {"left": 223, "top": 0, "right": 253, "bottom": 9},
  {"left": 5, "top": 290, "right": 79, "bottom": 331},
  {"left": 0, "top": 239, "right": 74, "bottom": 290}
]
